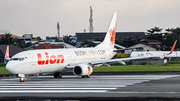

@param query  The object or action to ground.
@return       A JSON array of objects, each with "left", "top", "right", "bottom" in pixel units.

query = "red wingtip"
[
  {"left": 5, "top": 45, "right": 9, "bottom": 59},
  {"left": 167, "top": 40, "right": 177, "bottom": 55}
]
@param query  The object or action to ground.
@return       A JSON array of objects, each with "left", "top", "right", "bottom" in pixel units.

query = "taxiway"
[{"left": 0, "top": 74, "right": 180, "bottom": 100}]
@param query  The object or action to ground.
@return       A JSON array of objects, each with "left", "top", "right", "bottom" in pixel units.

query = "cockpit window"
[
  {"left": 19, "top": 58, "right": 24, "bottom": 61},
  {"left": 13, "top": 58, "right": 19, "bottom": 60},
  {"left": 10, "top": 58, "right": 25, "bottom": 61},
  {"left": 10, "top": 58, "right": 18, "bottom": 60}
]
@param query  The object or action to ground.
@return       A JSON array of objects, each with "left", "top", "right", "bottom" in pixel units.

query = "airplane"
[
  {"left": 5, "top": 12, "right": 177, "bottom": 82},
  {"left": 131, "top": 50, "right": 179, "bottom": 58}
]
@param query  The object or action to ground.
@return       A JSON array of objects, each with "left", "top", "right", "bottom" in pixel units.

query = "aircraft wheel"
[
  {"left": 82, "top": 75, "right": 90, "bottom": 78},
  {"left": 53, "top": 73, "right": 58, "bottom": 78},
  {"left": 57, "top": 72, "right": 62, "bottom": 78},
  {"left": 54, "top": 73, "right": 62, "bottom": 78},
  {"left": 20, "top": 77, "right": 25, "bottom": 82},
  {"left": 82, "top": 76, "right": 90, "bottom": 78}
]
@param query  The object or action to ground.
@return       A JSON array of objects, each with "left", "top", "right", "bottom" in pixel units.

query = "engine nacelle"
[{"left": 73, "top": 64, "right": 93, "bottom": 76}]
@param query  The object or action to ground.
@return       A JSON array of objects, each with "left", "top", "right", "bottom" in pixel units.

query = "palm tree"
[
  {"left": 0, "top": 33, "right": 14, "bottom": 44},
  {"left": 146, "top": 27, "right": 163, "bottom": 41}
]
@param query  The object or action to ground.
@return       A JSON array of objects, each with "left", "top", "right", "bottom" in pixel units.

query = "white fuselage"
[
  {"left": 6, "top": 47, "right": 116, "bottom": 74},
  {"left": 6, "top": 12, "right": 118, "bottom": 77}
]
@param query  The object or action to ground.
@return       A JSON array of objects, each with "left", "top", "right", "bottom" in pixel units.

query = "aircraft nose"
[{"left": 6, "top": 62, "right": 17, "bottom": 74}]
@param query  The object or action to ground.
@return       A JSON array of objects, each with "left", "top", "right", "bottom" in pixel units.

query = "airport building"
[
  {"left": 76, "top": 32, "right": 145, "bottom": 42},
  {"left": 18, "top": 34, "right": 42, "bottom": 44},
  {"left": 125, "top": 40, "right": 161, "bottom": 54},
  {"left": 76, "top": 32, "right": 145, "bottom": 50}
]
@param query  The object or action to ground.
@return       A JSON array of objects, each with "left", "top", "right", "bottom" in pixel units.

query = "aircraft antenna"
[{"left": 89, "top": 6, "right": 94, "bottom": 33}]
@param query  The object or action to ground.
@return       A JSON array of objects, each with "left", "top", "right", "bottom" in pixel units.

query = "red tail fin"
[
  {"left": 166, "top": 40, "right": 177, "bottom": 55},
  {"left": 5, "top": 45, "right": 10, "bottom": 59}
]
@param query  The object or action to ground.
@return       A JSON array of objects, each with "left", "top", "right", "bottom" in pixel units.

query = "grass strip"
[
  {"left": 1, "top": 62, "right": 180, "bottom": 75},
  {"left": 0, "top": 66, "right": 12, "bottom": 74},
  {"left": 93, "top": 64, "right": 180, "bottom": 72}
]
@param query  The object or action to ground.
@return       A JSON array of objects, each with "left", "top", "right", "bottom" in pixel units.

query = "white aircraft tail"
[{"left": 96, "top": 12, "right": 117, "bottom": 49}]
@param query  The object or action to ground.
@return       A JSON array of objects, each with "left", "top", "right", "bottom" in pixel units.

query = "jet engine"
[{"left": 73, "top": 64, "right": 93, "bottom": 76}]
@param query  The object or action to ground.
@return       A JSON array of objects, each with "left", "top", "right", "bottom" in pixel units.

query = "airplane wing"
[
  {"left": 66, "top": 51, "right": 172, "bottom": 68},
  {"left": 90, "top": 55, "right": 164, "bottom": 65},
  {"left": 66, "top": 40, "right": 177, "bottom": 68},
  {"left": 91, "top": 40, "right": 177, "bottom": 65}
]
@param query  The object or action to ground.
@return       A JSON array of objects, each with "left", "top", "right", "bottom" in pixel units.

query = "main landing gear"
[
  {"left": 82, "top": 75, "right": 90, "bottom": 78},
  {"left": 53, "top": 72, "right": 63, "bottom": 78}
]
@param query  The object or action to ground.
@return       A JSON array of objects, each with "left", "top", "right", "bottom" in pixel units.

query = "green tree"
[
  {"left": 162, "top": 27, "right": 180, "bottom": 50},
  {"left": 24, "top": 42, "right": 32, "bottom": 48},
  {"left": 115, "top": 34, "right": 142, "bottom": 47},
  {"left": 0, "top": 33, "right": 14, "bottom": 44},
  {"left": 146, "top": 27, "right": 163, "bottom": 41},
  {"left": 115, "top": 38, "right": 123, "bottom": 46},
  {"left": 122, "top": 37, "right": 137, "bottom": 47},
  {"left": 14, "top": 39, "right": 32, "bottom": 48}
]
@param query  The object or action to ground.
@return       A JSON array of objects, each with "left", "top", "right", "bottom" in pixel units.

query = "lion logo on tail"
[{"left": 109, "top": 28, "right": 116, "bottom": 44}]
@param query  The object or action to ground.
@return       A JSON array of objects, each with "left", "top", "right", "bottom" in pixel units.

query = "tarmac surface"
[{"left": 1, "top": 73, "right": 180, "bottom": 100}]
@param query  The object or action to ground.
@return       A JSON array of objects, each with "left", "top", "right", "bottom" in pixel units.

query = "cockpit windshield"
[{"left": 10, "top": 58, "right": 24, "bottom": 61}]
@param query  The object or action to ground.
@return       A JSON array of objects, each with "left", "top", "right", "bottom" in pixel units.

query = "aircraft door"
[{"left": 29, "top": 53, "right": 36, "bottom": 66}]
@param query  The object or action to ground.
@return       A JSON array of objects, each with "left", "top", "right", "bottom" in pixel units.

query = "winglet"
[
  {"left": 166, "top": 40, "right": 177, "bottom": 55},
  {"left": 5, "top": 45, "right": 10, "bottom": 59}
]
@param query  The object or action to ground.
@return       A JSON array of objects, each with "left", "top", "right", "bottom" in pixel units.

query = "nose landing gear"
[
  {"left": 20, "top": 77, "right": 25, "bottom": 82},
  {"left": 18, "top": 74, "right": 25, "bottom": 82}
]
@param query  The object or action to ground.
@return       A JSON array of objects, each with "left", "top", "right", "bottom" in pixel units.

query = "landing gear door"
[{"left": 29, "top": 53, "right": 36, "bottom": 66}]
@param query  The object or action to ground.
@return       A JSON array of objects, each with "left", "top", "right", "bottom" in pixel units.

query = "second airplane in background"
[{"left": 5, "top": 12, "right": 177, "bottom": 82}]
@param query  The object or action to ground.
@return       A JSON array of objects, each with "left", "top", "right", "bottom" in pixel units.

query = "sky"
[{"left": 0, "top": 0, "right": 180, "bottom": 39}]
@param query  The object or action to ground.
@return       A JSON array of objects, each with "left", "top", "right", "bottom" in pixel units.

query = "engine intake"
[{"left": 73, "top": 64, "right": 93, "bottom": 76}]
